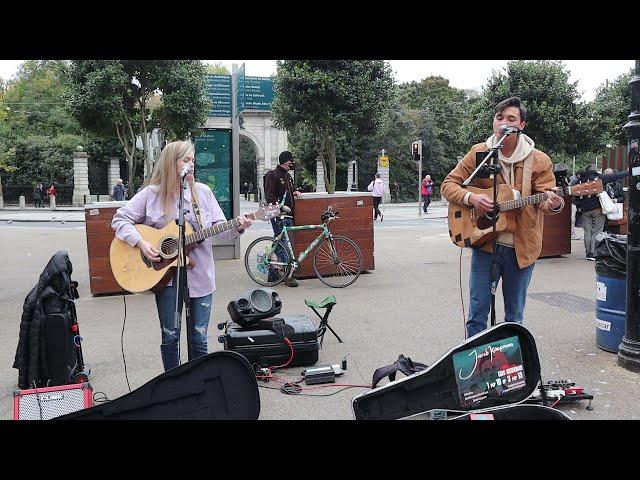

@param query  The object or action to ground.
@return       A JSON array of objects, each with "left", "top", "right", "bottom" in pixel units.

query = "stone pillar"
[
  {"left": 108, "top": 157, "right": 120, "bottom": 199},
  {"left": 315, "top": 157, "right": 326, "bottom": 192},
  {"left": 264, "top": 120, "right": 272, "bottom": 172},
  {"left": 19, "top": 195, "right": 26, "bottom": 209},
  {"left": 72, "top": 146, "right": 90, "bottom": 206},
  {"left": 256, "top": 157, "right": 266, "bottom": 203}
]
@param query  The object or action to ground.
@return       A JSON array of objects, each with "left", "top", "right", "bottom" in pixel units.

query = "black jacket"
[
  {"left": 264, "top": 165, "right": 296, "bottom": 213},
  {"left": 575, "top": 170, "right": 628, "bottom": 213},
  {"left": 13, "top": 251, "right": 76, "bottom": 389}
]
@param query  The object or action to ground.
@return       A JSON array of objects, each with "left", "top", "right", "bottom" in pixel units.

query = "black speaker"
[{"left": 227, "top": 288, "right": 282, "bottom": 327}]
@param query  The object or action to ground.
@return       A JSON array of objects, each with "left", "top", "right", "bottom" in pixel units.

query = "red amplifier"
[{"left": 14, "top": 383, "right": 93, "bottom": 420}]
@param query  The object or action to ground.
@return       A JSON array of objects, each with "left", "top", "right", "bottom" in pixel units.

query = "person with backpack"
[{"left": 264, "top": 150, "right": 301, "bottom": 287}]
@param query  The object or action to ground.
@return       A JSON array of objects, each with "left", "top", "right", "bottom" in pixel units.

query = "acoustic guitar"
[
  {"left": 110, "top": 204, "right": 280, "bottom": 293},
  {"left": 447, "top": 179, "right": 602, "bottom": 248}
]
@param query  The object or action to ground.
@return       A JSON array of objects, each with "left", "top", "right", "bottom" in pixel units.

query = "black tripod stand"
[{"left": 463, "top": 130, "right": 511, "bottom": 330}]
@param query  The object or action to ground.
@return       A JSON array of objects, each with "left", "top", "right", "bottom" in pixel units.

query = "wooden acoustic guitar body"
[
  {"left": 447, "top": 184, "right": 518, "bottom": 248},
  {"left": 109, "top": 222, "right": 194, "bottom": 293}
]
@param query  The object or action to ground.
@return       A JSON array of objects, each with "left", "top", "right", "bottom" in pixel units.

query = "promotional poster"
[{"left": 453, "top": 336, "right": 526, "bottom": 407}]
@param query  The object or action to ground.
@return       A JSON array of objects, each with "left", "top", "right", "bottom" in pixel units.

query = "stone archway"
[{"left": 239, "top": 112, "right": 288, "bottom": 201}]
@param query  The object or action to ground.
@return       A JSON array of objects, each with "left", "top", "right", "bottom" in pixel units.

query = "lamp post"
[{"left": 618, "top": 60, "right": 640, "bottom": 372}]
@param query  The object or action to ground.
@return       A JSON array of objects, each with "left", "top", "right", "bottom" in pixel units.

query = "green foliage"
[
  {"left": 4, "top": 134, "right": 83, "bottom": 185},
  {"left": 206, "top": 63, "right": 231, "bottom": 75},
  {"left": 239, "top": 136, "right": 257, "bottom": 189},
  {"left": 65, "top": 60, "right": 210, "bottom": 182},
  {"left": 271, "top": 60, "right": 394, "bottom": 193},
  {"left": 462, "top": 61, "right": 588, "bottom": 156},
  {"left": 588, "top": 68, "right": 634, "bottom": 151}
]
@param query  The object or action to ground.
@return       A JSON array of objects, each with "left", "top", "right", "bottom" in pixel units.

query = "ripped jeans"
[{"left": 154, "top": 284, "right": 213, "bottom": 371}]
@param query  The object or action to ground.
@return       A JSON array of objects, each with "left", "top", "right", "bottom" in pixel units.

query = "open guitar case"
[
  {"left": 56, "top": 351, "right": 260, "bottom": 420},
  {"left": 352, "top": 323, "right": 570, "bottom": 420}
]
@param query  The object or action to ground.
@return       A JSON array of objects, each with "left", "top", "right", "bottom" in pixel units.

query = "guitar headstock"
[
  {"left": 254, "top": 203, "right": 282, "bottom": 221},
  {"left": 569, "top": 179, "right": 603, "bottom": 197}
]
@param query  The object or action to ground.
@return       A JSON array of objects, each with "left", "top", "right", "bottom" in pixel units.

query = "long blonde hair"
[{"left": 147, "top": 140, "right": 195, "bottom": 219}]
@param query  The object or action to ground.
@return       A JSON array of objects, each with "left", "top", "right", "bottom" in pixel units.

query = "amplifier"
[{"left": 14, "top": 383, "right": 93, "bottom": 420}]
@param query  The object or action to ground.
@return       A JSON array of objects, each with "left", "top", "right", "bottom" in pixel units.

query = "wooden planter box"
[
  {"left": 292, "top": 192, "right": 374, "bottom": 278},
  {"left": 85, "top": 202, "right": 128, "bottom": 295},
  {"left": 539, "top": 200, "right": 571, "bottom": 258}
]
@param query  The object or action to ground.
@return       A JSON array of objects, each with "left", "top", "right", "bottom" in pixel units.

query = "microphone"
[
  {"left": 179, "top": 164, "right": 192, "bottom": 179},
  {"left": 500, "top": 125, "right": 520, "bottom": 135}
]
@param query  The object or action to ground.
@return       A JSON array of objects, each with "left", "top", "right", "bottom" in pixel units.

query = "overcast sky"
[{"left": 0, "top": 60, "right": 634, "bottom": 102}]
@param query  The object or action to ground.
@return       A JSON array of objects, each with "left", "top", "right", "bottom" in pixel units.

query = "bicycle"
[{"left": 244, "top": 206, "right": 363, "bottom": 288}]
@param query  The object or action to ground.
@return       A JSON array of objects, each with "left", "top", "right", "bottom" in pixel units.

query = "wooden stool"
[{"left": 305, "top": 295, "right": 342, "bottom": 348}]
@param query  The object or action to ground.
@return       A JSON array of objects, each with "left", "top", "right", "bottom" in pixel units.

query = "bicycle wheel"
[
  {"left": 313, "top": 235, "right": 363, "bottom": 288},
  {"left": 245, "top": 236, "right": 292, "bottom": 287}
]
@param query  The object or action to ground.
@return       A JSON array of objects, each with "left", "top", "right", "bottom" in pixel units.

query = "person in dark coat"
[
  {"left": 603, "top": 167, "right": 626, "bottom": 235},
  {"left": 33, "top": 182, "right": 44, "bottom": 208},
  {"left": 264, "top": 150, "right": 301, "bottom": 287},
  {"left": 574, "top": 164, "right": 629, "bottom": 260}
]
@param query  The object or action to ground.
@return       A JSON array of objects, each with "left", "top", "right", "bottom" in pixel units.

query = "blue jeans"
[
  {"left": 154, "top": 283, "right": 213, "bottom": 371},
  {"left": 270, "top": 216, "right": 293, "bottom": 258},
  {"left": 466, "top": 246, "right": 535, "bottom": 339}
]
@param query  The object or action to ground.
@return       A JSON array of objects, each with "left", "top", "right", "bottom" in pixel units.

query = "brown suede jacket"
[{"left": 441, "top": 142, "right": 562, "bottom": 269}]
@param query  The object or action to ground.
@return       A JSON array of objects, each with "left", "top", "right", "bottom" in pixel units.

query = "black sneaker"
[
  {"left": 285, "top": 277, "right": 299, "bottom": 287},
  {"left": 380, "top": 213, "right": 384, "bottom": 222}
]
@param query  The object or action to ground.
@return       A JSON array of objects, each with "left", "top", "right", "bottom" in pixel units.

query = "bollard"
[
  {"left": 19, "top": 195, "right": 26, "bottom": 210},
  {"left": 49, "top": 195, "right": 56, "bottom": 210}
]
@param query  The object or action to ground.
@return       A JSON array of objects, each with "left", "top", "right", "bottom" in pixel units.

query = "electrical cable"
[
  {"left": 121, "top": 294, "right": 131, "bottom": 393},
  {"left": 93, "top": 391, "right": 111, "bottom": 403},
  {"left": 459, "top": 248, "right": 467, "bottom": 340}
]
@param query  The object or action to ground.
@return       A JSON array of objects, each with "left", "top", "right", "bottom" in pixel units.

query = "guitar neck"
[
  {"left": 185, "top": 212, "right": 255, "bottom": 245},
  {"left": 499, "top": 187, "right": 568, "bottom": 212}
]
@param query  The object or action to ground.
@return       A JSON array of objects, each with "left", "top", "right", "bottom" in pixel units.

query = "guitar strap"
[
  {"left": 521, "top": 151, "right": 534, "bottom": 197},
  {"left": 189, "top": 183, "right": 205, "bottom": 239}
]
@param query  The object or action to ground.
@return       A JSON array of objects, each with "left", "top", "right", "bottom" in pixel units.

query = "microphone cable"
[
  {"left": 459, "top": 248, "right": 467, "bottom": 340},
  {"left": 121, "top": 293, "right": 131, "bottom": 393}
]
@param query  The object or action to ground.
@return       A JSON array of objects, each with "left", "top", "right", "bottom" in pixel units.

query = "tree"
[
  {"left": 462, "top": 61, "right": 588, "bottom": 157},
  {"left": 65, "top": 60, "right": 210, "bottom": 191},
  {"left": 271, "top": 60, "right": 394, "bottom": 193},
  {"left": 206, "top": 62, "right": 230, "bottom": 75},
  {"left": 588, "top": 68, "right": 634, "bottom": 151}
]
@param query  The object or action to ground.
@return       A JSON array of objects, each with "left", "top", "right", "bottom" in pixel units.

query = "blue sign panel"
[
  {"left": 205, "top": 74, "right": 232, "bottom": 117},
  {"left": 237, "top": 75, "right": 274, "bottom": 113}
]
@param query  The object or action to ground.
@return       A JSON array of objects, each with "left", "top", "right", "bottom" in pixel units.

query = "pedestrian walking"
[
  {"left": 33, "top": 182, "right": 45, "bottom": 208},
  {"left": 368, "top": 173, "right": 384, "bottom": 221},
  {"left": 112, "top": 179, "right": 126, "bottom": 201},
  {"left": 421, "top": 174, "right": 434, "bottom": 213}
]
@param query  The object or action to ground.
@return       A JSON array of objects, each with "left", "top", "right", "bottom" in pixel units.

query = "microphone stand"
[
  {"left": 462, "top": 131, "right": 511, "bottom": 329},
  {"left": 173, "top": 175, "right": 191, "bottom": 365}
]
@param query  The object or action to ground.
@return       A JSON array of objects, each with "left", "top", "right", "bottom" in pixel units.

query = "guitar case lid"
[
  {"left": 352, "top": 323, "right": 556, "bottom": 420},
  {"left": 56, "top": 351, "right": 260, "bottom": 420}
]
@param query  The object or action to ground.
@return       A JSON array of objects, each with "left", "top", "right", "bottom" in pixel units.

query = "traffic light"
[{"left": 411, "top": 140, "right": 423, "bottom": 163}]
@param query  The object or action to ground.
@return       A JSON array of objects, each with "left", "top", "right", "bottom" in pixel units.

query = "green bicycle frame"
[{"left": 274, "top": 223, "right": 332, "bottom": 268}]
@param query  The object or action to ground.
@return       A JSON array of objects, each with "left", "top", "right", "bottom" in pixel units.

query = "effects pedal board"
[{"left": 302, "top": 364, "right": 344, "bottom": 385}]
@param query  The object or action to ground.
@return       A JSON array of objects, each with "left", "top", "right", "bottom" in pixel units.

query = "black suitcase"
[
  {"left": 222, "top": 314, "right": 319, "bottom": 368},
  {"left": 56, "top": 351, "right": 260, "bottom": 420},
  {"left": 352, "top": 323, "right": 571, "bottom": 420}
]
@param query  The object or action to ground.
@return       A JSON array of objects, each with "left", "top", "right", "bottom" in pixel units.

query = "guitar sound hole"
[{"left": 160, "top": 237, "right": 179, "bottom": 257}]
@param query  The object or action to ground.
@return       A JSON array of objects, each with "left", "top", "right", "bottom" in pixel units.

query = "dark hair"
[
  {"left": 375, "top": 173, "right": 380, "bottom": 178},
  {"left": 494, "top": 97, "right": 527, "bottom": 122}
]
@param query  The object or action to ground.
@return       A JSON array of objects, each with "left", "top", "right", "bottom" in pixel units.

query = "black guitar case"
[
  {"left": 56, "top": 351, "right": 260, "bottom": 420},
  {"left": 352, "top": 323, "right": 570, "bottom": 420}
]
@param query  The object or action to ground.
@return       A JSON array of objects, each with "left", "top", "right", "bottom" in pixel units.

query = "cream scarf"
[
  {"left": 485, "top": 133, "right": 535, "bottom": 246},
  {"left": 485, "top": 133, "right": 535, "bottom": 187}
]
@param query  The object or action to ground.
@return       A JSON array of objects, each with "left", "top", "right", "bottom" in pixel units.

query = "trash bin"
[{"left": 594, "top": 234, "right": 627, "bottom": 353}]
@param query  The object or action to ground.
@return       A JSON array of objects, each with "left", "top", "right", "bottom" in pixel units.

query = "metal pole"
[
  {"left": 618, "top": 60, "right": 640, "bottom": 372},
  {"left": 418, "top": 157, "right": 422, "bottom": 217}
]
